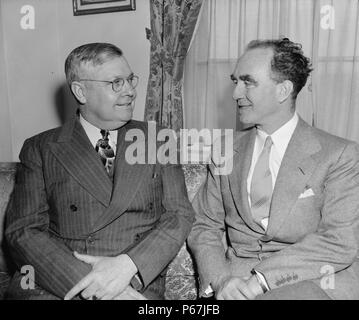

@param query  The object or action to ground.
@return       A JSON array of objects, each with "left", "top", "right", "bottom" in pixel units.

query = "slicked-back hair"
[
  {"left": 64, "top": 42, "right": 123, "bottom": 86},
  {"left": 246, "top": 38, "right": 313, "bottom": 100}
]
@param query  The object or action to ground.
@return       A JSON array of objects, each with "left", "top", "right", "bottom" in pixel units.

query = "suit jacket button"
[
  {"left": 87, "top": 236, "right": 95, "bottom": 245},
  {"left": 148, "top": 203, "right": 154, "bottom": 210},
  {"left": 70, "top": 204, "right": 78, "bottom": 212}
]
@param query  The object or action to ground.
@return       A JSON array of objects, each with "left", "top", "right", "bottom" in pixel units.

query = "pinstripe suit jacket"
[
  {"left": 5, "top": 117, "right": 194, "bottom": 299},
  {"left": 188, "top": 117, "right": 359, "bottom": 300}
]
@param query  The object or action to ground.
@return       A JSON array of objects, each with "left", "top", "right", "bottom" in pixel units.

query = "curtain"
[
  {"left": 313, "top": 0, "right": 359, "bottom": 141},
  {"left": 144, "top": 2, "right": 204, "bottom": 300},
  {"left": 184, "top": 0, "right": 359, "bottom": 143},
  {"left": 144, "top": 0, "right": 203, "bottom": 132}
]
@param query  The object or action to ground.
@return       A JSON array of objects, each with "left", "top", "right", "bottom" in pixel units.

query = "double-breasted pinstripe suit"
[{"left": 5, "top": 117, "right": 195, "bottom": 299}]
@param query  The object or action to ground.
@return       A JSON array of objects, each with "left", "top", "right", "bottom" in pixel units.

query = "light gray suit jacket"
[
  {"left": 5, "top": 118, "right": 195, "bottom": 299},
  {"left": 188, "top": 117, "right": 359, "bottom": 299}
]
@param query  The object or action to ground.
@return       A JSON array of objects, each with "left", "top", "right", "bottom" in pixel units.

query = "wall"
[{"left": 0, "top": 0, "right": 150, "bottom": 161}]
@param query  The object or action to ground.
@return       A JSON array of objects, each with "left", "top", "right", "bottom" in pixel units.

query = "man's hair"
[
  {"left": 64, "top": 42, "right": 123, "bottom": 86},
  {"left": 246, "top": 38, "right": 313, "bottom": 99}
]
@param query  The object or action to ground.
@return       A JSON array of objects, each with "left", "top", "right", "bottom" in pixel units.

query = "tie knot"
[{"left": 100, "top": 129, "right": 109, "bottom": 140}]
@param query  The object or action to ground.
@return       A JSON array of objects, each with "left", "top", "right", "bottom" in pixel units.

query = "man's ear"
[
  {"left": 276, "top": 80, "right": 293, "bottom": 103},
  {"left": 71, "top": 81, "right": 86, "bottom": 104}
]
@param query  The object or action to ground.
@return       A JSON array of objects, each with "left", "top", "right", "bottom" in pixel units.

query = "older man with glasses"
[{"left": 5, "top": 43, "right": 195, "bottom": 300}]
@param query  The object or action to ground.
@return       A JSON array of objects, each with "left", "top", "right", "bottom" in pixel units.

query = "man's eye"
[
  {"left": 113, "top": 78, "right": 124, "bottom": 86},
  {"left": 244, "top": 81, "right": 254, "bottom": 87}
]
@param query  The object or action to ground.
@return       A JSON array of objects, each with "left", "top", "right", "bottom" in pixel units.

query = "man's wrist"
[{"left": 118, "top": 254, "right": 138, "bottom": 276}]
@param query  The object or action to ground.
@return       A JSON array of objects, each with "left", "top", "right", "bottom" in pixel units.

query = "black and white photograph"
[{"left": 0, "top": 0, "right": 359, "bottom": 311}]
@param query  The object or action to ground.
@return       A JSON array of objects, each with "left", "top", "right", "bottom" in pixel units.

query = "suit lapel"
[
  {"left": 49, "top": 118, "right": 112, "bottom": 207},
  {"left": 228, "top": 129, "right": 264, "bottom": 233},
  {"left": 92, "top": 120, "right": 151, "bottom": 231},
  {"left": 266, "top": 118, "right": 321, "bottom": 238}
]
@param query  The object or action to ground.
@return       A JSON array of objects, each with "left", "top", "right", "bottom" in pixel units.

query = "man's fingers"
[
  {"left": 125, "top": 286, "right": 147, "bottom": 300},
  {"left": 216, "top": 287, "right": 247, "bottom": 300},
  {"left": 80, "top": 282, "right": 101, "bottom": 300},
  {"left": 73, "top": 251, "right": 99, "bottom": 265},
  {"left": 64, "top": 276, "right": 93, "bottom": 300},
  {"left": 216, "top": 277, "right": 256, "bottom": 300},
  {"left": 232, "top": 278, "right": 256, "bottom": 300},
  {"left": 112, "top": 286, "right": 147, "bottom": 300}
]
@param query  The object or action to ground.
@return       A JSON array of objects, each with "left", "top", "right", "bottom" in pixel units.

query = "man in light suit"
[
  {"left": 5, "top": 43, "right": 194, "bottom": 300},
  {"left": 188, "top": 38, "right": 359, "bottom": 300}
]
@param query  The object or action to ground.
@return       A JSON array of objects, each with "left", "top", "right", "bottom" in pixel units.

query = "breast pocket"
[{"left": 280, "top": 188, "right": 324, "bottom": 240}]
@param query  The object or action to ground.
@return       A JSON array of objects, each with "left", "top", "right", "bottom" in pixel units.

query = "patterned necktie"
[
  {"left": 250, "top": 136, "right": 273, "bottom": 229},
  {"left": 95, "top": 129, "right": 115, "bottom": 176}
]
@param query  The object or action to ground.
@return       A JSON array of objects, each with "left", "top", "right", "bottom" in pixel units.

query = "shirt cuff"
[
  {"left": 202, "top": 284, "right": 215, "bottom": 297},
  {"left": 252, "top": 269, "right": 270, "bottom": 293},
  {"left": 130, "top": 274, "right": 144, "bottom": 291}
]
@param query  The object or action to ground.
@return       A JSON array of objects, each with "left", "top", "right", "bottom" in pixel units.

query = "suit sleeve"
[
  {"left": 126, "top": 163, "right": 195, "bottom": 289},
  {"left": 5, "top": 138, "right": 92, "bottom": 298},
  {"left": 255, "top": 142, "right": 359, "bottom": 290},
  {"left": 187, "top": 161, "right": 231, "bottom": 295}
]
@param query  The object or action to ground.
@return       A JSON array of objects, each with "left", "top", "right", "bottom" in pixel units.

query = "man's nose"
[
  {"left": 232, "top": 82, "right": 245, "bottom": 100},
  {"left": 122, "top": 80, "right": 136, "bottom": 97}
]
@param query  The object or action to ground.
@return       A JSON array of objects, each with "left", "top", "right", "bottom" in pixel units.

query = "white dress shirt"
[
  {"left": 247, "top": 112, "right": 299, "bottom": 230},
  {"left": 79, "top": 114, "right": 118, "bottom": 154}
]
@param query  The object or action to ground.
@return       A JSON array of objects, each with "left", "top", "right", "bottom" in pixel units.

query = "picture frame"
[{"left": 73, "top": 0, "right": 136, "bottom": 16}]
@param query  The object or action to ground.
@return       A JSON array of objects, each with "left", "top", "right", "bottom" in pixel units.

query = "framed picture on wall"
[{"left": 73, "top": 0, "right": 136, "bottom": 16}]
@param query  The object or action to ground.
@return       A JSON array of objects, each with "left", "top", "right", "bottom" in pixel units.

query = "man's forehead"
[
  {"left": 234, "top": 47, "right": 273, "bottom": 76},
  {"left": 80, "top": 56, "right": 131, "bottom": 77}
]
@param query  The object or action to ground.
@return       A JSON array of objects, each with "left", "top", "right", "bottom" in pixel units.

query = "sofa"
[
  {"left": 0, "top": 162, "right": 206, "bottom": 300},
  {"left": 0, "top": 162, "right": 16, "bottom": 299}
]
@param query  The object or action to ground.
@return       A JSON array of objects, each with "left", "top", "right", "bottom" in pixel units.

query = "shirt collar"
[
  {"left": 256, "top": 112, "right": 299, "bottom": 160},
  {"left": 79, "top": 114, "right": 118, "bottom": 149}
]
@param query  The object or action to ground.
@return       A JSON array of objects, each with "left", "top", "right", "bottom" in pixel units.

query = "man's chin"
[
  {"left": 238, "top": 114, "right": 252, "bottom": 124},
  {"left": 119, "top": 114, "right": 133, "bottom": 123},
  {"left": 115, "top": 108, "right": 133, "bottom": 120},
  {"left": 238, "top": 107, "right": 254, "bottom": 123}
]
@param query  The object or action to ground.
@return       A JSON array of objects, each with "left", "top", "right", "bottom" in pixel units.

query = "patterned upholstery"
[
  {"left": 0, "top": 162, "right": 206, "bottom": 300},
  {"left": 0, "top": 163, "right": 16, "bottom": 299},
  {"left": 165, "top": 164, "right": 206, "bottom": 300}
]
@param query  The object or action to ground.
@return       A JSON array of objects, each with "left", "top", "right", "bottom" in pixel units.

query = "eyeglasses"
[{"left": 78, "top": 74, "right": 139, "bottom": 92}]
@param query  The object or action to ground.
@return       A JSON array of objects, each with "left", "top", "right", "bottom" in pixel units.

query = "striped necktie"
[
  {"left": 250, "top": 136, "right": 273, "bottom": 229},
  {"left": 95, "top": 129, "right": 115, "bottom": 176}
]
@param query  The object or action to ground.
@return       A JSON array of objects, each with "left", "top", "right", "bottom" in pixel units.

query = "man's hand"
[
  {"left": 214, "top": 276, "right": 258, "bottom": 300},
  {"left": 113, "top": 286, "right": 147, "bottom": 300},
  {"left": 246, "top": 274, "right": 265, "bottom": 297},
  {"left": 64, "top": 252, "right": 138, "bottom": 300}
]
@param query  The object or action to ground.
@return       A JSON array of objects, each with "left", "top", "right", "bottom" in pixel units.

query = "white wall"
[{"left": 0, "top": 0, "right": 150, "bottom": 161}]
